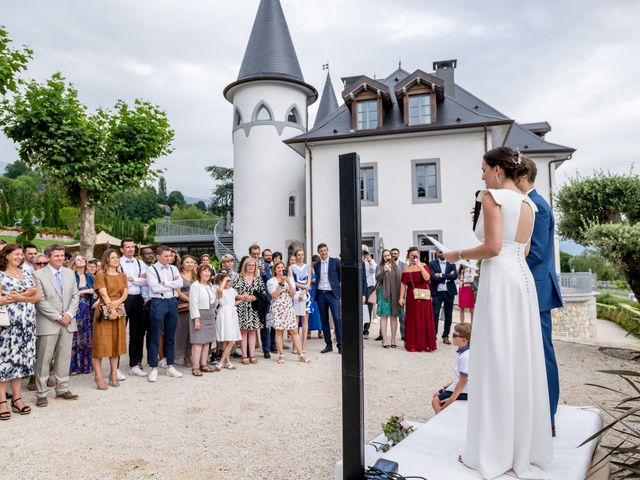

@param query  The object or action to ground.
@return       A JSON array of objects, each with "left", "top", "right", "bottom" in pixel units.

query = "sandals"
[
  {"left": 383, "top": 345, "right": 390, "bottom": 349},
  {"left": 249, "top": 356, "right": 257, "bottom": 364},
  {"left": 191, "top": 368, "right": 203, "bottom": 377},
  {"left": 0, "top": 400, "right": 10, "bottom": 421},
  {"left": 200, "top": 365, "right": 215, "bottom": 373},
  {"left": 277, "top": 355, "right": 285, "bottom": 364},
  {"left": 390, "top": 344, "right": 397, "bottom": 348},
  {"left": 11, "top": 397, "right": 31, "bottom": 415},
  {"left": 299, "top": 355, "right": 311, "bottom": 363},
  {"left": 241, "top": 357, "right": 250, "bottom": 365},
  {"left": 223, "top": 362, "right": 236, "bottom": 370}
]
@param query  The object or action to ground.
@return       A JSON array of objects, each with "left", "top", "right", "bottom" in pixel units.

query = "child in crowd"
[
  {"left": 214, "top": 272, "right": 242, "bottom": 370},
  {"left": 432, "top": 323, "right": 471, "bottom": 414}
]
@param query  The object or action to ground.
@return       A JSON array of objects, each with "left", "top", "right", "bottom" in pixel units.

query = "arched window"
[
  {"left": 288, "top": 195, "right": 296, "bottom": 217},
  {"left": 234, "top": 108, "right": 243, "bottom": 127},
  {"left": 255, "top": 104, "right": 272, "bottom": 121},
  {"left": 287, "top": 107, "right": 300, "bottom": 125}
]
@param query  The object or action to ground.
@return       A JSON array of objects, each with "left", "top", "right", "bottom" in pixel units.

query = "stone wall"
[{"left": 551, "top": 293, "right": 597, "bottom": 339}]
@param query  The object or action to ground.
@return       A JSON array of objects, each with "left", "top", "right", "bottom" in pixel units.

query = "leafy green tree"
[
  {"left": 170, "top": 205, "right": 210, "bottom": 220},
  {"left": 111, "top": 187, "right": 164, "bottom": 222},
  {"left": 157, "top": 176, "right": 167, "bottom": 203},
  {"left": 556, "top": 171, "right": 640, "bottom": 300},
  {"left": 194, "top": 200, "right": 207, "bottom": 212},
  {"left": 0, "top": 26, "right": 32, "bottom": 95},
  {"left": 559, "top": 251, "right": 572, "bottom": 273},
  {"left": 59, "top": 206, "right": 79, "bottom": 233},
  {"left": 3, "top": 160, "right": 31, "bottom": 179},
  {"left": 167, "top": 190, "right": 185, "bottom": 208},
  {"left": 0, "top": 73, "right": 174, "bottom": 257},
  {"left": 568, "top": 250, "right": 622, "bottom": 281},
  {"left": 206, "top": 165, "right": 233, "bottom": 216}
]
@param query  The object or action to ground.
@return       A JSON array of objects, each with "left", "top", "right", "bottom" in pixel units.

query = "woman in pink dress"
[
  {"left": 399, "top": 247, "right": 436, "bottom": 352},
  {"left": 458, "top": 264, "right": 476, "bottom": 323}
]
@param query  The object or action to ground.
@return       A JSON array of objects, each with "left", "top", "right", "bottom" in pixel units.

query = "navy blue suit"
[
  {"left": 526, "top": 188, "right": 563, "bottom": 426},
  {"left": 428, "top": 260, "right": 458, "bottom": 339},
  {"left": 314, "top": 258, "right": 342, "bottom": 349}
]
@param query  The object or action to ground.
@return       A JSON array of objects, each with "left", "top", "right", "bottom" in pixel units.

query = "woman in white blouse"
[{"left": 188, "top": 265, "right": 218, "bottom": 376}]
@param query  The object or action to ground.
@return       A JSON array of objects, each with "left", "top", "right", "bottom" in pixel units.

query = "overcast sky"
[{"left": 2, "top": 0, "right": 639, "bottom": 199}]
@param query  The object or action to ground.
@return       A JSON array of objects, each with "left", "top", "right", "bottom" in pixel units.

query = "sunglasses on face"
[{"left": 35, "top": 262, "right": 49, "bottom": 266}]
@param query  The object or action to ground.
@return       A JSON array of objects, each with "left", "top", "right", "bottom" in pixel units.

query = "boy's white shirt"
[{"left": 446, "top": 347, "right": 469, "bottom": 394}]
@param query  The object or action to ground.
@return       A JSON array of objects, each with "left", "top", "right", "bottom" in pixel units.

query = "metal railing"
[
  {"left": 559, "top": 272, "right": 597, "bottom": 293},
  {"left": 213, "top": 218, "right": 238, "bottom": 264},
  {"left": 155, "top": 218, "right": 216, "bottom": 238}
]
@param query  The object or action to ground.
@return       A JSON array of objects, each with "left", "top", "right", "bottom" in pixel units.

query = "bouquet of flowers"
[
  {"left": 100, "top": 304, "right": 126, "bottom": 321},
  {"left": 382, "top": 415, "right": 415, "bottom": 446}
]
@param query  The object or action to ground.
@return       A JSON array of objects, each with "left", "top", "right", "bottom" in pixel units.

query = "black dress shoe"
[
  {"left": 375, "top": 335, "right": 383, "bottom": 341},
  {"left": 263, "top": 352, "right": 271, "bottom": 359},
  {"left": 320, "top": 346, "right": 333, "bottom": 354},
  {"left": 552, "top": 426, "right": 556, "bottom": 437},
  {"left": 338, "top": 347, "right": 342, "bottom": 354},
  {"left": 269, "top": 347, "right": 278, "bottom": 353}
]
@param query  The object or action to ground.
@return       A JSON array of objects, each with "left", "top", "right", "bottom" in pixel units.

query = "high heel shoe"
[
  {"left": 96, "top": 380, "right": 108, "bottom": 390},
  {"left": 0, "top": 400, "right": 11, "bottom": 420},
  {"left": 299, "top": 355, "right": 311, "bottom": 363},
  {"left": 277, "top": 355, "right": 285, "bottom": 364},
  {"left": 11, "top": 397, "right": 31, "bottom": 415},
  {"left": 108, "top": 379, "right": 120, "bottom": 388}
]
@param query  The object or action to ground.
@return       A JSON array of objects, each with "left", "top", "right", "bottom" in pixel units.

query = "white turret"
[{"left": 224, "top": 0, "right": 317, "bottom": 258}]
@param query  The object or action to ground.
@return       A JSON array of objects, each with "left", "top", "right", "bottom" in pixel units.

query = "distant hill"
[
  {"left": 559, "top": 239, "right": 585, "bottom": 256},
  {"left": 184, "top": 195, "right": 211, "bottom": 205}
]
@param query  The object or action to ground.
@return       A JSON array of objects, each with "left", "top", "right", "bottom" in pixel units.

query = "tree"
[
  {"left": 559, "top": 251, "right": 572, "bottom": 273},
  {"left": 0, "top": 26, "right": 32, "bottom": 95},
  {"left": 556, "top": 171, "right": 640, "bottom": 300},
  {"left": 111, "top": 187, "right": 164, "bottom": 222},
  {"left": 157, "top": 176, "right": 167, "bottom": 203},
  {"left": 206, "top": 164, "right": 233, "bottom": 216},
  {"left": 3, "top": 160, "right": 31, "bottom": 179},
  {"left": 194, "top": 200, "right": 207, "bottom": 212},
  {"left": 167, "top": 190, "right": 185, "bottom": 208},
  {"left": 170, "top": 204, "right": 210, "bottom": 220},
  {"left": 0, "top": 73, "right": 174, "bottom": 257},
  {"left": 567, "top": 249, "right": 622, "bottom": 281}
]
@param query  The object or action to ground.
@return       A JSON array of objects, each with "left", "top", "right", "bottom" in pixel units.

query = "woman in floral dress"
[
  {"left": 266, "top": 261, "right": 310, "bottom": 364},
  {"left": 70, "top": 254, "right": 94, "bottom": 374},
  {"left": 0, "top": 244, "right": 41, "bottom": 419},
  {"left": 232, "top": 257, "right": 266, "bottom": 365}
]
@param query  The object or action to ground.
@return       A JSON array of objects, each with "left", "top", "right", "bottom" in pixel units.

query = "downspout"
[
  {"left": 305, "top": 141, "right": 314, "bottom": 256},
  {"left": 483, "top": 125, "right": 488, "bottom": 152}
]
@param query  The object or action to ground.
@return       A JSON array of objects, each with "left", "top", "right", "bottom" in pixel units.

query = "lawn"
[{"left": 0, "top": 234, "right": 74, "bottom": 252}]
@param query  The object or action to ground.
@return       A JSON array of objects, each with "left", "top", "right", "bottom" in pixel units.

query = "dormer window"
[
  {"left": 357, "top": 100, "right": 378, "bottom": 129},
  {"left": 255, "top": 103, "right": 272, "bottom": 121},
  {"left": 408, "top": 94, "right": 431, "bottom": 125},
  {"left": 287, "top": 107, "right": 300, "bottom": 125}
]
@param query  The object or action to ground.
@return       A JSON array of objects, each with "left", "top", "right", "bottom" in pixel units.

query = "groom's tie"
[{"left": 54, "top": 270, "right": 63, "bottom": 296}]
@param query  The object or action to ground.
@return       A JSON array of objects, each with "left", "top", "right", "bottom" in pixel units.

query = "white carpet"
[{"left": 336, "top": 403, "right": 603, "bottom": 479}]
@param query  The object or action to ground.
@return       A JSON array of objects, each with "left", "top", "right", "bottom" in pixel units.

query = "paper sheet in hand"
[{"left": 425, "top": 235, "right": 477, "bottom": 270}]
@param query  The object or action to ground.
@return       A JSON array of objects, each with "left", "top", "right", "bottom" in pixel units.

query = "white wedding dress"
[{"left": 464, "top": 189, "right": 552, "bottom": 479}]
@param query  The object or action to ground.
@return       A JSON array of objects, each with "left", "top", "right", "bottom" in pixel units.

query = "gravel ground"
[{"left": 1, "top": 334, "right": 636, "bottom": 480}]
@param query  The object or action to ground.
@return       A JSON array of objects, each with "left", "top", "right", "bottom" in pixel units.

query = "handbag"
[
  {"left": 367, "top": 284, "right": 378, "bottom": 304},
  {"left": 0, "top": 305, "right": 9, "bottom": 327},
  {"left": 410, "top": 272, "right": 431, "bottom": 301},
  {"left": 178, "top": 302, "right": 190, "bottom": 313}
]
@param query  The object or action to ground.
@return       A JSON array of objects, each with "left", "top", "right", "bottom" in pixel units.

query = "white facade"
[
  {"left": 228, "top": 80, "right": 309, "bottom": 256},
  {"left": 305, "top": 128, "right": 560, "bottom": 261}
]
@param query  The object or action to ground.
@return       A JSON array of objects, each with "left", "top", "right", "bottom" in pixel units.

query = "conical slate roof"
[
  {"left": 224, "top": 0, "right": 317, "bottom": 103},
  {"left": 238, "top": 0, "right": 304, "bottom": 82},
  {"left": 314, "top": 71, "right": 339, "bottom": 127}
]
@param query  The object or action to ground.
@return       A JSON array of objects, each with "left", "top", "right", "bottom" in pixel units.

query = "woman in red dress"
[{"left": 399, "top": 247, "right": 436, "bottom": 352}]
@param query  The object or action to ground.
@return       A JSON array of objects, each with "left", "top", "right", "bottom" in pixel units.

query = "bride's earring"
[{"left": 495, "top": 173, "right": 503, "bottom": 184}]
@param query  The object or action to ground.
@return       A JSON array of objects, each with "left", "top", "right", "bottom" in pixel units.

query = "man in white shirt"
[
  {"left": 362, "top": 246, "right": 377, "bottom": 339},
  {"left": 146, "top": 245, "right": 184, "bottom": 382},
  {"left": 120, "top": 238, "right": 149, "bottom": 377},
  {"left": 22, "top": 243, "right": 38, "bottom": 273}
]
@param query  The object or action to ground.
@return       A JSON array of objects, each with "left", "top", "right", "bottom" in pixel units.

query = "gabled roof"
[
  {"left": 289, "top": 67, "right": 511, "bottom": 146},
  {"left": 394, "top": 69, "right": 445, "bottom": 102},
  {"left": 341, "top": 76, "right": 392, "bottom": 105},
  {"left": 520, "top": 121, "right": 552, "bottom": 137},
  {"left": 224, "top": 0, "right": 317, "bottom": 103},
  {"left": 314, "top": 71, "right": 339, "bottom": 128}
]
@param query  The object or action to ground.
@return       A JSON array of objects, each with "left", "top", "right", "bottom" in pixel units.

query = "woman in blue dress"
[
  {"left": 307, "top": 254, "right": 323, "bottom": 339},
  {"left": 70, "top": 254, "right": 95, "bottom": 374}
]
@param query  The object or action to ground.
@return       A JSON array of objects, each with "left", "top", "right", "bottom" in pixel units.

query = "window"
[
  {"left": 255, "top": 104, "right": 272, "bottom": 121},
  {"left": 359, "top": 163, "right": 378, "bottom": 206},
  {"left": 362, "top": 233, "right": 379, "bottom": 261},
  {"left": 234, "top": 108, "right": 242, "bottom": 127},
  {"left": 288, "top": 196, "right": 296, "bottom": 217},
  {"left": 287, "top": 107, "right": 300, "bottom": 124},
  {"left": 413, "top": 230, "right": 443, "bottom": 262},
  {"left": 411, "top": 159, "right": 441, "bottom": 204},
  {"left": 357, "top": 100, "right": 378, "bottom": 129},
  {"left": 408, "top": 94, "right": 431, "bottom": 125}
]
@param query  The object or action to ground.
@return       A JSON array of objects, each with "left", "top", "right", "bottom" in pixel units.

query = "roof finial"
[{"left": 322, "top": 63, "right": 329, "bottom": 71}]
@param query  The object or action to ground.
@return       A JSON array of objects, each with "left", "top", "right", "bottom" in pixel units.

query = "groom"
[{"left": 518, "top": 159, "right": 563, "bottom": 435}]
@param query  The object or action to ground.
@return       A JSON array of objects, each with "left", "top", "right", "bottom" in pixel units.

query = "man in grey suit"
[{"left": 33, "top": 244, "right": 80, "bottom": 407}]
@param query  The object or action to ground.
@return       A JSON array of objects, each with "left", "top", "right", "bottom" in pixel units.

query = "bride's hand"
[{"left": 442, "top": 251, "right": 459, "bottom": 263}]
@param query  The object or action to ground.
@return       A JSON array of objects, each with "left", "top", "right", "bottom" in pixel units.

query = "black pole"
[{"left": 339, "top": 152, "right": 365, "bottom": 479}]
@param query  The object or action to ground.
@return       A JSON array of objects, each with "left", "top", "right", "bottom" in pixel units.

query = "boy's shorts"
[{"left": 438, "top": 389, "right": 468, "bottom": 402}]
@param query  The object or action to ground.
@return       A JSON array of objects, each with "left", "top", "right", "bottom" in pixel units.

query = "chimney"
[{"left": 433, "top": 59, "right": 457, "bottom": 98}]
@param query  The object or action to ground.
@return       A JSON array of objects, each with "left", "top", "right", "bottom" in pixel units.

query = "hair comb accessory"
[{"left": 513, "top": 148, "right": 523, "bottom": 165}]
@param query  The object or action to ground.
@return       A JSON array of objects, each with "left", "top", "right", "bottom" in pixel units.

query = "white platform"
[{"left": 336, "top": 403, "right": 603, "bottom": 479}]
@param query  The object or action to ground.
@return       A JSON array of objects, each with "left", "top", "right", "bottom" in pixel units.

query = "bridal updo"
[{"left": 483, "top": 147, "right": 528, "bottom": 180}]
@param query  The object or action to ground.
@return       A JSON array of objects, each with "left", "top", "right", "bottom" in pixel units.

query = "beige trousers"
[{"left": 35, "top": 330, "right": 73, "bottom": 398}]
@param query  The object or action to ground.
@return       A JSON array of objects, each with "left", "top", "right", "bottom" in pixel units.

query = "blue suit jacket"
[
  {"left": 428, "top": 260, "right": 458, "bottom": 296},
  {"left": 526, "top": 189, "right": 563, "bottom": 311},
  {"left": 313, "top": 257, "right": 342, "bottom": 299}
]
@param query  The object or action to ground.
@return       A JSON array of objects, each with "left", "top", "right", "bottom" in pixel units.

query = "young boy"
[{"left": 432, "top": 323, "right": 471, "bottom": 414}]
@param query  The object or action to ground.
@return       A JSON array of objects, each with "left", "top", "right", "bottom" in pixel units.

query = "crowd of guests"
[{"left": 0, "top": 235, "right": 478, "bottom": 420}]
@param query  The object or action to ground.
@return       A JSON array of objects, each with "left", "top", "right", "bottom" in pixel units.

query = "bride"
[{"left": 443, "top": 147, "right": 552, "bottom": 479}]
